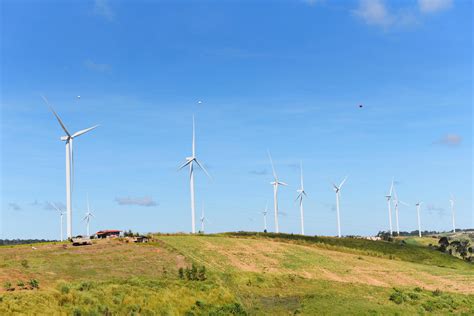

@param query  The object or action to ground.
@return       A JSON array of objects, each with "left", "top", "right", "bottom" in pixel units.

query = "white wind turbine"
[
  {"left": 178, "top": 116, "right": 211, "bottom": 234},
  {"left": 83, "top": 195, "right": 94, "bottom": 237},
  {"left": 268, "top": 151, "right": 288, "bottom": 233},
  {"left": 449, "top": 194, "right": 456, "bottom": 233},
  {"left": 200, "top": 203, "right": 209, "bottom": 233},
  {"left": 296, "top": 161, "right": 307, "bottom": 235},
  {"left": 332, "top": 176, "right": 348, "bottom": 238},
  {"left": 392, "top": 185, "right": 409, "bottom": 236},
  {"left": 415, "top": 202, "right": 423, "bottom": 237},
  {"left": 262, "top": 202, "right": 268, "bottom": 232},
  {"left": 43, "top": 96, "right": 99, "bottom": 239},
  {"left": 49, "top": 202, "right": 65, "bottom": 241},
  {"left": 385, "top": 179, "right": 394, "bottom": 236}
]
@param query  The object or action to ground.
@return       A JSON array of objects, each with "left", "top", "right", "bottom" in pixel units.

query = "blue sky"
[{"left": 1, "top": 0, "right": 472, "bottom": 239}]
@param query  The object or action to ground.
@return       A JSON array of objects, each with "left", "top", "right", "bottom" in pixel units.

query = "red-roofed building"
[{"left": 95, "top": 230, "right": 122, "bottom": 239}]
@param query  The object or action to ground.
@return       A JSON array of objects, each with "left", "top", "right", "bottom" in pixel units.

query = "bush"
[
  {"left": 389, "top": 290, "right": 405, "bottom": 304},
  {"left": 20, "top": 259, "right": 29, "bottom": 268},
  {"left": 28, "top": 279, "right": 39, "bottom": 289},
  {"left": 432, "top": 289, "right": 442, "bottom": 297},
  {"left": 59, "top": 283, "right": 70, "bottom": 294},
  {"left": 3, "top": 282, "right": 13, "bottom": 291},
  {"left": 16, "top": 281, "right": 25, "bottom": 289},
  {"left": 179, "top": 264, "right": 207, "bottom": 281}
]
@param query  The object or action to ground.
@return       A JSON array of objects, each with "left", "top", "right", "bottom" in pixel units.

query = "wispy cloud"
[
  {"left": 418, "top": 0, "right": 452, "bottom": 14},
  {"left": 115, "top": 196, "right": 157, "bottom": 207},
  {"left": 93, "top": 0, "right": 115, "bottom": 21},
  {"left": 426, "top": 204, "right": 446, "bottom": 216},
  {"left": 353, "top": 0, "right": 452, "bottom": 29},
  {"left": 434, "top": 134, "right": 462, "bottom": 146},
  {"left": 84, "top": 59, "right": 111, "bottom": 73},
  {"left": 8, "top": 203, "right": 21, "bottom": 211},
  {"left": 249, "top": 169, "right": 268, "bottom": 176},
  {"left": 354, "top": 0, "right": 393, "bottom": 27}
]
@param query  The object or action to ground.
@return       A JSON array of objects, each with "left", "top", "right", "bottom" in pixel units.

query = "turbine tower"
[
  {"left": 296, "top": 161, "right": 307, "bottom": 235},
  {"left": 449, "top": 194, "right": 456, "bottom": 233},
  {"left": 332, "top": 176, "right": 347, "bottom": 238},
  {"left": 83, "top": 195, "right": 94, "bottom": 237},
  {"left": 385, "top": 179, "right": 394, "bottom": 236},
  {"left": 49, "top": 202, "right": 65, "bottom": 241},
  {"left": 415, "top": 202, "right": 423, "bottom": 237},
  {"left": 268, "top": 151, "right": 287, "bottom": 234},
  {"left": 179, "top": 116, "right": 210, "bottom": 234},
  {"left": 43, "top": 96, "right": 98, "bottom": 239}
]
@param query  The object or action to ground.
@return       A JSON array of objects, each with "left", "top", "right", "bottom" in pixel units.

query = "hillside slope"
[{"left": 0, "top": 234, "right": 473, "bottom": 315}]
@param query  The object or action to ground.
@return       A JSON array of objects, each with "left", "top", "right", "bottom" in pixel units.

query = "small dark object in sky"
[{"left": 358, "top": 104, "right": 363, "bottom": 108}]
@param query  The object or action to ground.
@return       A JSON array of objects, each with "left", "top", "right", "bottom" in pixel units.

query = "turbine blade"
[
  {"left": 195, "top": 159, "right": 211, "bottom": 179},
  {"left": 389, "top": 178, "right": 394, "bottom": 195},
  {"left": 267, "top": 150, "right": 277, "bottom": 180},
  {"left": 43, "top": 95, "right": 71, "bottom": 137},
  {"left": 278, "top": 181, "right": 288, "bottom": 186},
  {"left": 339, "top": 176, "right": 348, "bottom": 189},
  {"left": 192, "top": 115, "right": 196, "bottom": 157},
  {"left": 178, "top": 160, "right": 192, "bottom": 171},
  {"left": 72, "top": 125, "right": 99, "bottom": 138},
  {"left": 300, "top": 161, "right": 304, "bottom": 189}
]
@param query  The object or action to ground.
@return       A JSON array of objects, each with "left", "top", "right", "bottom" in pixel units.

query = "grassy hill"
[{"left": 0, "top": 233, "right": 473, "bottom": 315}]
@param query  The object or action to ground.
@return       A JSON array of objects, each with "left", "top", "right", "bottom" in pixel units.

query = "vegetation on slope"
[{"left": 0, "top": 234, "right": 473, "bottom": 315}]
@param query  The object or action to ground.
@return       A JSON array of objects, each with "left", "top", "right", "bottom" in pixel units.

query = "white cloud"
[
  {"left": 354, "top": 0, "right": 393, "bottom": 27},
  {"left": 434, "top": 134, "right": 462, "bottom": 146},
  {"left": 84, "top": 59, "right": 111, "bottom": 73},
  {"left": 8, "top": 203, "right": 21, "bottom": 211},
  {"left": 93, "top": 0, "right": 115, "bottom": 21},
  {"left": 115, "top": 196, "right": 157, "bottom": 207},
  {"left": 418, "top": 0, "right": 453, "bottom": 14}
]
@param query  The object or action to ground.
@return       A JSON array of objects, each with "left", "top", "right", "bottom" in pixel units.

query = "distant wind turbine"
[
  {"left": 200, "top": 204, "right": 207, "bottom": 233},
  {"left": 385, "top": 179, "right": 394, "bottom": 236},
  {"left": 83, "top": 195, "right": 94, "bottom": 237},
  {"left": 262, "top": 202, "right": 268, "bottom": 232},
  {"left": 392, "top": 185, "right": 409, "bottom": 236},
  {"left": 296, "top": 161, "right": 307, "bottom": 235},
  {"left": 415, "top": 202, "right": 423, "bottom": 237},
  {"left": 268, "top": 151, "right": 287, "bottom": 233},
  {"left": 179, "top": 116, "right": 211, "bottom": 234},
  {"left": 449, "top": 194, "right": 456, "bottom": 233},
  {"left": 332, "top": 176, "right": 348, "bottom": 238},
  {"left": 43, "top": 96, "right": 99, "bottom": 239},
  {"left": 49, "top": 202, "right": 65, "bottom": 241}
]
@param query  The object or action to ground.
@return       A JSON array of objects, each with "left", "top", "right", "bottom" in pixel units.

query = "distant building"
[{"left": 95, "top": 230, "right": 122, "bottom": 239}]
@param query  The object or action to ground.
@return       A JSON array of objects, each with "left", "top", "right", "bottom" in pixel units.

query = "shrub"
[
  {"left": 28, "top": 279, "right": 39, "bottom": 289},
  {"left": 414, "top": 287, "right": 423, "bottom": 292},
  {"left": 77, "top": 281, "right": 92, "bottom": 291},
  {"left": 20, "top": 259, "right": 29, "bottom": 268},
  {"left": 432, "top": 289, "right": 442, "bottom": 297},
  {"left": 16, "top": 281, "right": 25, "bottom": 289},
  {"left": 178, "top": 267, "right": 184, "bottom": 279},
  {"left": 59, "top": 283, "right": 70, "bottom": 294},
  {"left": 198, "top": 266, "right": 207, "bottom": 281},
  {"left": 3, "top": 282, "right": 13, "bottom": 291},
  {"left": 389, "top": 289, "right": 406, "bottom": 305}
]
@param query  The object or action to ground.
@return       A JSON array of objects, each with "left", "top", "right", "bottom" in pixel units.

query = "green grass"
[{"left": 0, "top": 233, "right": 473, "bottom": 315}]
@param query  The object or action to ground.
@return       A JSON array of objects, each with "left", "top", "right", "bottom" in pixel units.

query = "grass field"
[{"left": 0, "top": 233, "right": 473, "bottom": 315}]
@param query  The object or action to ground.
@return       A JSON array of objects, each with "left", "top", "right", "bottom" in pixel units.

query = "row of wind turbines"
[{"left": 44, "top": 96, "right": 459, "bottom": 239}]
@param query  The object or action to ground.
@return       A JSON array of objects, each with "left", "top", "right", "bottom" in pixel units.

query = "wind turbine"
[
  {"left": 332, "top": 176, "right": 348, "bottom": 238},
  {"left": 385, "top": 179, "right": 394, "bottom": 236},
  {"left": 200, "top": 203, "right": 209, "bottom": 233},
  {"left": 415, "top": 202, "right": 423, "bottom": 237},
  {"left": 296, "top": 161, "right": 307, "bottom": 235},
  {"left": 268, "top": 151, "right": 287, "bottom": 233},
  {"left": 392, "top": 185, "right": 409, "bottom": 236},
  {"left": 43, "top": 96, "right": 99, "bottom": 239},
  {"left": 449, "top": 194, "right": 456, "bottom": 233},
  {"left": 83, "top": 195, "right": 94, "bottom": 237},
  {"left": 49, "top": 202, "right": 65, "bottom": 241},
  {"left": 178, "top": 116, "right": 210, "bottom": 234},
  {"left": 262, "top": 202, "right": 268, "bottom": 232}
]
